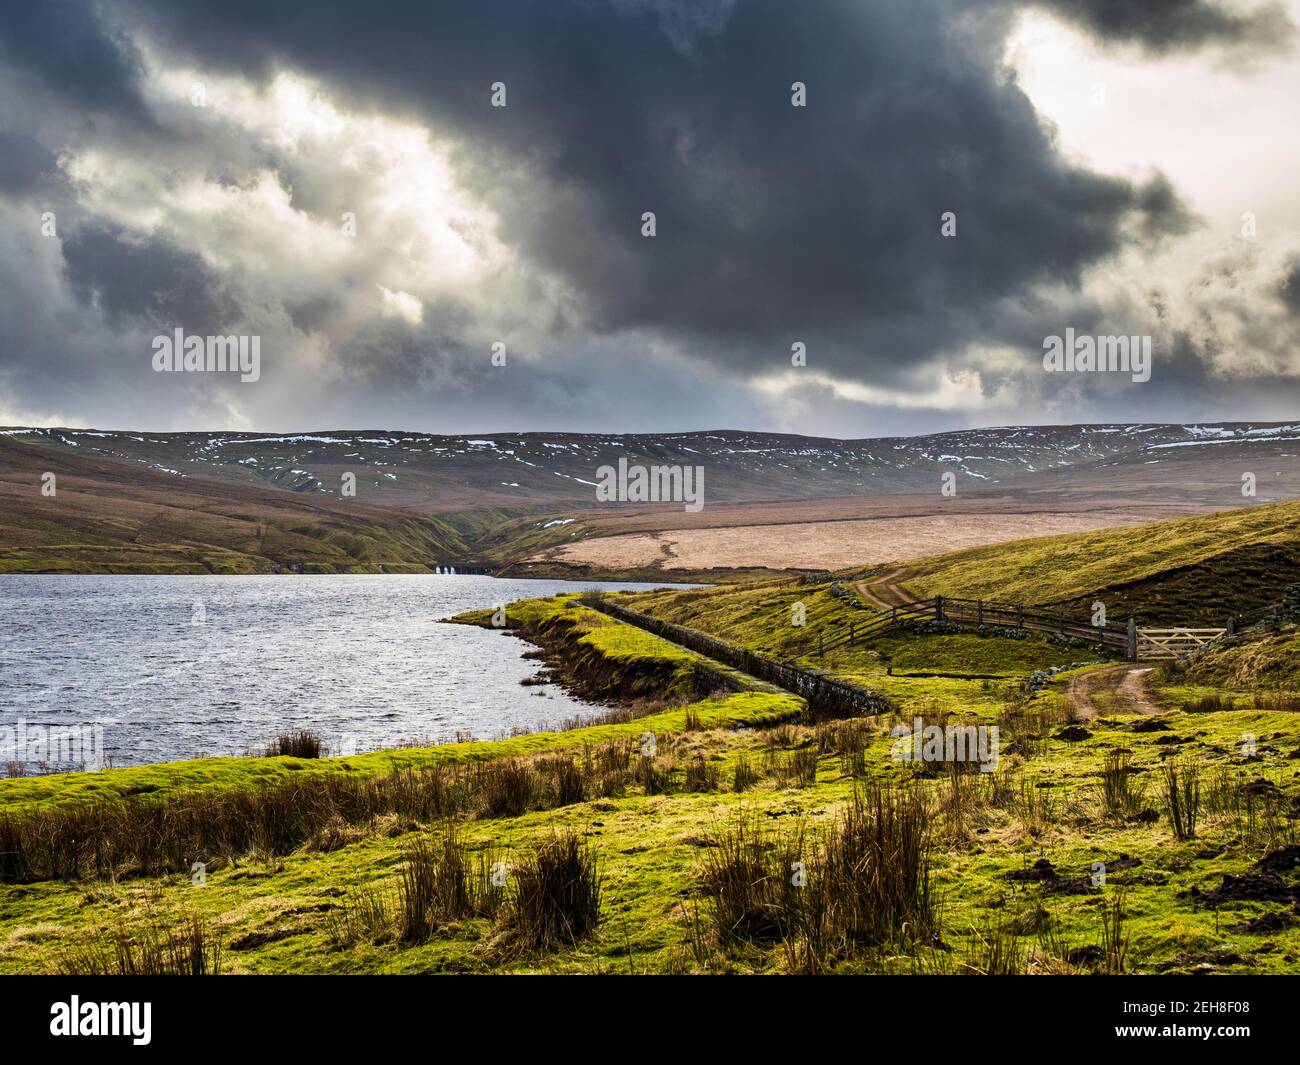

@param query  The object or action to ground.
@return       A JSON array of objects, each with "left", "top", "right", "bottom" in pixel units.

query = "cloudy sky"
[{"left": 1, "top": 0, "right": 1298, "bottom": 437}]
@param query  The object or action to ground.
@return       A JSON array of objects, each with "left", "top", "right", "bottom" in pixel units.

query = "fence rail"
[
  {"left": 1136, "top": 627, "right": 1230, "bottom": 659},
  {"left": 796, "top": 593, "right": 1255, "bottom": 662},
  {"left": 581, "top": 585, "right": 1282, "bottom": 705},
  {"left": 797, "top": 594, "right": 1131, "bottom": 658}
]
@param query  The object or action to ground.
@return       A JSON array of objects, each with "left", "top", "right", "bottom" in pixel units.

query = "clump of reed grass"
[
  {"left": 961, "top": 921, "right": 1025, "bottom": 975},
  {"left": 1098, "top": 889, "right": 1129, "bottom": 975},
  {"left": 700, "top": 816, "right": 803, "bottom": 949},
  {"left": 595, "top": 738, "right": 633, "bottom": 773},
  {"left": 54, "top": 916, "right": 222, "bottom": 975},
  {"left": 731, "top": 753, "right": 759, "bottom": 792},
  {"left": 1205, "top": 766, "right": 1287, "bottom": 848},
  {"left": 684, "top": 756, "right": 721, "bottom": 792},
  {"left": 704, "top": 786, "right": 938, "bottom": 972},
  {"left": 840, "top": 726, "right": 870, "bottom": 778},
  {"left": 814, "top": 786, "right": 936, "bottom": 949},
  {"left": 998, "top": 699, "right": 1067, "bottom": 760},
  {"left": 475, "top": 758, "right": 538, "bottom": 818},
  {"left": 665, "top": 899, "right": 716, "bottom": 973},
  {"left": 817, "top": 719, "right": 870, "bottom": 777},
  {"left": 503, "top": 832, "right": 602, "bottom": 950},
  {"left": 940, "top": 759, "right": 988, "bottom": 840},
  {"left": 989, "top": 766, "right": 1018, "bottom": 810},
  {"left": 1101, "top": 751, "right": 1145, "bottom": 820},
  {"left": 1014, "top": 777, "right": 1060, "bottom": 836},
  {"left": 1164, "top": 758, "right": 1200, "bottom": 840},
  {"left": 398, "top": 828, "right": 506, "bottom": 943},
  {"left": 634, "top": 754, "right": 672, "bottom": 795},
  {"left": 264, "top": 729, "right": 322, "bottom": 759},
  {"left": 326, "top": 887, "right": 396, "bottom": 948},
  {"left": 535, "top": 753, "right": 587, "bottom": 807},
  {"left": 592, "top": 739, "right": 633, "bottom": 797},
  {"left": 764, "top": 724, "right": 800, "bottom": 753},
  {"left": 790, "top": 747, "right": 819, "bottom": 787}
]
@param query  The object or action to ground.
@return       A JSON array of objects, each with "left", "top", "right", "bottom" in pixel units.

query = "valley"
[{"left": 2, "top": 422, "right": 1296, "bottom": 576}]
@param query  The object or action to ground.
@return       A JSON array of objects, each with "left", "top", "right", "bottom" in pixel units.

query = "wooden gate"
[{"left": 1136, "top": 627, "right": 1228, "bottom": 660}]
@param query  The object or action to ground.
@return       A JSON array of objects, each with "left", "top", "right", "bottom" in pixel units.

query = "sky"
[{"left": 1, "top": 0, "right": 1298, "bottom": 438}]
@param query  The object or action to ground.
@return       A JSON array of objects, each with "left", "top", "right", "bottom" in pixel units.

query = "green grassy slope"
[
  {"left": 0, "top": 435, "right": 599, "bottom": 572},
  {"left": 1174, "top": 630, "right": 1300, "bottom": 690},
  {"left": 620, "top": 579, "right": 858, "bottom": 656},
  {"left": 898, "top": 499, "right": 1300, "bottom": 622}
]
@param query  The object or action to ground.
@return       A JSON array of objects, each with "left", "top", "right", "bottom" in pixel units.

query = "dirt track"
[
  {"left": 854, "top": 567, "right": 922, "bottom": 609},
  {"left": 1067, "top": 665, "right": 1159, "bottom": 719}
]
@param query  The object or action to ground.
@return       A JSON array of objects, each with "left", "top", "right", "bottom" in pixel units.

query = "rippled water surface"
[{"left": 0, "top": 574, "right": 676, "bottom": 769}]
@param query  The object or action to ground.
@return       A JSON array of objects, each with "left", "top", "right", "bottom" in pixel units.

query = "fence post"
[
  {"left": 1127, "top": 618, "right": 1137, "bottom": 662},
  {"left": 1226, "top": 618, "right": 1236, "bottom": 638},
  {"left": 1059, "top": 609, "right": 1066, "bottom": 636},
  {"left": 1018, "top": 604, "right": 1024, "bottom": 629},
  {"left": 977, "top": 599, "right": 984, "bottom": 626},
  {"left": 934, "top": 595, "right": 944, "bottom": 622}
]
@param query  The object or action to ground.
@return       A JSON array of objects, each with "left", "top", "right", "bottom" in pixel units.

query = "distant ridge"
[{"left": 2, "top": 422, "right": 1298, "bottom": 574}]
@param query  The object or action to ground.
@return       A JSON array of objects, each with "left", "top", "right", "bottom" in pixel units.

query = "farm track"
[
  {"left": 1066, "top": 665, "right": 1159, "bottom": 720},
  {"left": 854, "top": 566, "right": 924, "bottom": 609},
  {"left": 856, "top": 567, "right": 1166, "bottom": 712}
]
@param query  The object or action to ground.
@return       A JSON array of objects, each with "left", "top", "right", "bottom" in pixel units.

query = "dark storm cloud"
[
  {"left": 109, "top": 0, "right": 1199, "bottom": 390},
  {"left": 1029, "top": 0, "right": 1292, "bottom": 54},
  {"left": 1279, "top": 259, "right": 1300, "bottom": 315},
  {"left": 0, "top": 131, "right": 57, "bottom": 194},
  {"left": 62, "top": 222, "right": 238, "bottom": 334},
  {"left": 0, "top": 0, "right": 1294, "bottom": 432},
  {"left": 1132, "top": 174, "right": 1202, "bottom": 244},
  {"left": 0, "top": 0, "right": 151, "bottom": 122},
  {"left": 285, "top": 295, "right": 341, "bottom": 336}
]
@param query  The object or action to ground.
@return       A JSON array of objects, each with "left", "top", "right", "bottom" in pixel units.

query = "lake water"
[{"left": 0, "top": 574, "right": 678, "bottom": 772}]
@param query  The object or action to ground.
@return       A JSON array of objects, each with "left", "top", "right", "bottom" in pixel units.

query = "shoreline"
[{"left": 0, "top": 594, "right": 801, "bottom": 806}]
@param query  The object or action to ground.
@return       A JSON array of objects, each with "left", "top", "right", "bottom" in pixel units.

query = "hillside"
[
  {"left": 895, "top": 499, "right": 1300, "bottom": 623},
  {"left": 6, "top": 422, "right": 1300, "bottom": 509},
  {"left": 0, "top": 433, "right": 581, "bottom": 573},
  {"left": 2, "top": 422, "right": 1299, "bottom": 573}
]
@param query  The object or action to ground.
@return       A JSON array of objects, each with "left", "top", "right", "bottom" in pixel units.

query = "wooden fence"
[
  {"left": 797, "top": 595, "right": 1131, "bottom": 657},
  {"left": 796, "top": 595, "right": 1246, "bottom": 662},
  {"left": 582, "top": 587, "right": 1270, "bottom": 703},
  {"left": 1136, "top": 627, "right": 1230, "bottom": 660}
]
